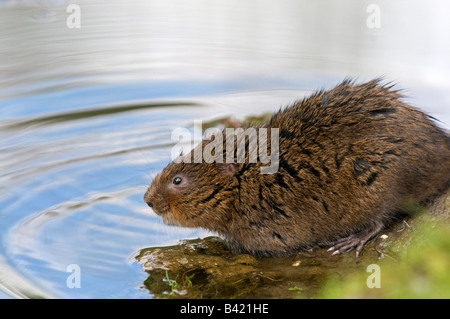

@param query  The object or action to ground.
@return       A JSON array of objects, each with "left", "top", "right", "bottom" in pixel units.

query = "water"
[{"left": 0, "top": 0, "right": 449, "bottom": 298}]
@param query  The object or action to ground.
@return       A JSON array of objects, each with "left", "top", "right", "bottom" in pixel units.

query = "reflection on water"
[{"left": 0, "top": 0, "right": 449, "bottom": 298}]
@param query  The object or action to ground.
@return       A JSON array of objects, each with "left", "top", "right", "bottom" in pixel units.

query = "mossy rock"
[{"left": 136, "top": 237, "right": 270, "bottom": 299}]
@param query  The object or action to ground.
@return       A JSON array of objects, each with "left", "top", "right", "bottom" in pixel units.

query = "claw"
[{"left": 327, "top": 222, "right": 385, "bottom": 257}]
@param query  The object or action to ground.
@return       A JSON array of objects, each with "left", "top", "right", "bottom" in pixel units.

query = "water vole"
[{"left": 144, "top": 79, "right": 450, "bottom": 257}]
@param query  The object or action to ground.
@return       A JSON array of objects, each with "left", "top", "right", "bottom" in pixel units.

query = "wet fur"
[{"left": 145, "top": 79, "right": 450, "bottom": 256}]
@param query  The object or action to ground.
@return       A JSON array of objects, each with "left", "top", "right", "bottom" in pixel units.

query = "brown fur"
[{"left": 144, "top": 79, "right": 450, "bottom": 256}]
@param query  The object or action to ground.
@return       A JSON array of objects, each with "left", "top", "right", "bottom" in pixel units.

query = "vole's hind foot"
[{"left": 327, "top": 222, "right": 384, "bottom": 257}]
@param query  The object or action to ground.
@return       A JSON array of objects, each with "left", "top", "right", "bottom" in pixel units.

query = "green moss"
[
  {"left": 319, "top": 217, "right": 450, "bottom": 299},
  {"left": 201, "top": 113, "right": 273, "bottom": 131}
]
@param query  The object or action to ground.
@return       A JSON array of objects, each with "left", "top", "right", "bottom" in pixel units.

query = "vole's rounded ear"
[{"left": 219, "top": 162, "right": 236, "bottom": 176}]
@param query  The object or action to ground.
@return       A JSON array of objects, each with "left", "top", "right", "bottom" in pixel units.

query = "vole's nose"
[{"left": 144, "top": 188, "right": 154, "bottom": 208}]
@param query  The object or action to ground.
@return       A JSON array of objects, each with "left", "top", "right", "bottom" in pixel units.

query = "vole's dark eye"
[{"left": 173, "top": 176, "right": 182, "bottom": 185}]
